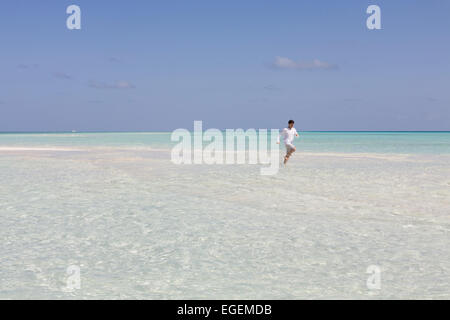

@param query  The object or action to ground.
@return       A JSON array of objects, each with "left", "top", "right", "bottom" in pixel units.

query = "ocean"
[
  {"left": 1, "top": 131, "right": 449, "bottom": 153},
  {"left": 0, "top": 131, "right": 449, "bottom": 299}
]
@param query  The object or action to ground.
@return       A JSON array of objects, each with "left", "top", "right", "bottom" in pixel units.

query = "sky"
[{"left": 0, "top": 0, "right": 449, "bottom": 131}]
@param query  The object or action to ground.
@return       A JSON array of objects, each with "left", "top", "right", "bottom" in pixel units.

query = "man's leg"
[
  {"left": 284, "top": 144, "right": 296, "bottom": 164},
  {"left": 284, "top": 151, "right": 290, "bottom": 164}
]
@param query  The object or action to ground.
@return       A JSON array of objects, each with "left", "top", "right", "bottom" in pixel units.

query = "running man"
[{"left": 277, "top": 120, "right": 299, "bottom": 164}]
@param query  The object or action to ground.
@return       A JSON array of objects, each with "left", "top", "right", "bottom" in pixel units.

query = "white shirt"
[{"left": 278, "top": 127, "right": 298, "bottom": 145}]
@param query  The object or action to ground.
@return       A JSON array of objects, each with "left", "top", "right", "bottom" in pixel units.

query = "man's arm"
[{"left": 277, "top": 129, "right": 285, "bottom": 144}]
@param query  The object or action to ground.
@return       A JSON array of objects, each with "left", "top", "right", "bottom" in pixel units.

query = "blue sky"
[{"left": 0, "top": 0, "right": 449, "bottom": 131}]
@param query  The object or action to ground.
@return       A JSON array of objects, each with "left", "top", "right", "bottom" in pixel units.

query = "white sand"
[
  {"left": 0, "top": 147, "right": 82, "bottom": 152},
  {"left": 0, "top": 148, "right": 449, "bottom": 299}
]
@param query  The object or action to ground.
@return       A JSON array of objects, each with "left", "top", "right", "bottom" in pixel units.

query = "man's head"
[{"left": 288, "top": 119, "right": 295, "bottom": 129}]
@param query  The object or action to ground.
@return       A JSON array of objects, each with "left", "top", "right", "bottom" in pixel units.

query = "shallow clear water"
[
  {"left": 0, "top": 132, "right": 449, "bottom": 299},
  {"left": 1, "top": 131, "right": 449, "bottom": 154}
]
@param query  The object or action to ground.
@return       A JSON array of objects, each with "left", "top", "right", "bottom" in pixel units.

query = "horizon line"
[{"left": 1, "top": 130, "right": 450, "bottom": 134}]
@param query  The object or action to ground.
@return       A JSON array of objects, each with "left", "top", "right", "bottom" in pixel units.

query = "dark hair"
[{"left": 288, "top": 120, "right": 295, "bottom": 124}]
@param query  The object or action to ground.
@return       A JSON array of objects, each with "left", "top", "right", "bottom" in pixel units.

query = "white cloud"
[
  {"left": 89, "top": 80, "right": 135, "bottom": 89},
  {"left": 263, "top": 84, "right": 282, "bottom": 91},
  {"left": 17, "top": 63, "right": 39, "bottom": 69},
  {"left": 273, "top": 56, "right": 337, "bottom": 70},
  {"left": 53, "top": 72, "right": 72, "bottom": 80},
  {"left": 108, "top": 57, "right": 122, "bottom": 63}
]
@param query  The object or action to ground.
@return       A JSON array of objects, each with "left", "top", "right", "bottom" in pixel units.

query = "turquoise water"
[{"left": 1, "top": 131, "right": 449, "bottom": 154}]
